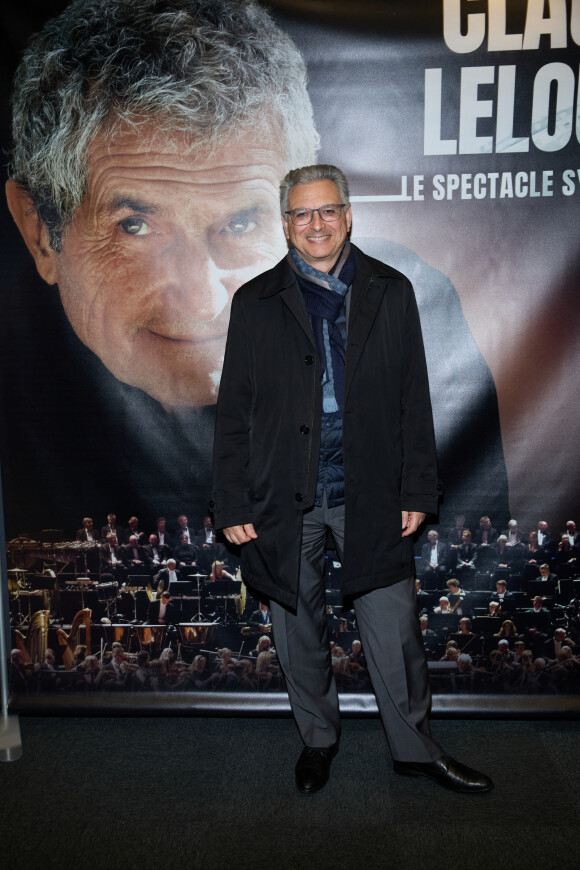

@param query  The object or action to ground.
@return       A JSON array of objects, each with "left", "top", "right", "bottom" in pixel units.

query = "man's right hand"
[{"left": 222, "top": 523, "right": 258, "bottom": 546}]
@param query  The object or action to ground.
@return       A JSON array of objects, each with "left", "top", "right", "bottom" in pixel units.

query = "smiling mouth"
[{"left": 146, "top": 328, "right": 227, "bottom": 345}]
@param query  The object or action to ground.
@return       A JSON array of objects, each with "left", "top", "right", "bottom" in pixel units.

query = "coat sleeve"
[
  {"left": 211, "top": 290, "right": 255, "bottom": 530},
  {"left": 400, "top": 279, "right": 442, "bottom": 514}
]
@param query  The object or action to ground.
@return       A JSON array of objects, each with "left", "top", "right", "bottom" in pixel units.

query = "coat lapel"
[
  {"left": 344, "top": 269, "right": 386, "bottom": 403},
  {"left": 258, "top": 248, "right": 388, "bottom": 371},
  {"left": 259, "top": 258, "right": 317, "bottom": 348},
  {"left": 279, "top": 284, "right": 317, "bottom": 348}
]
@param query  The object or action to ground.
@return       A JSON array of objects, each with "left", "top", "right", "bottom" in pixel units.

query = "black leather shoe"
[
  {"left": 393, "top": 755, "right": 494, "bottom": 793},
  {"left": 295, "top": 745, "right": 338, "bottom": 794}
]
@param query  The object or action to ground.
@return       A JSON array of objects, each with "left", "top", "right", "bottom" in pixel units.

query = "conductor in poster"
[{"left": 0, "top": 0, "right": 507, "bottom": 540}]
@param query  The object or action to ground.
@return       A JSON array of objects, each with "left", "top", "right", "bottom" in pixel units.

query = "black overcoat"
[{"left": 211, "top": 245, "right": 441, "bottom": 610}]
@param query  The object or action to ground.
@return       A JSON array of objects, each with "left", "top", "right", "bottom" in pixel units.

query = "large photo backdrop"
[{"left": 1, "top": 0, "right": 579, "bottom": 707}]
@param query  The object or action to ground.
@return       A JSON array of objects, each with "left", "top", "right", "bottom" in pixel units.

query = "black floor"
[{"left": 0, "top": 716, "right": 578, "bottom": 870}]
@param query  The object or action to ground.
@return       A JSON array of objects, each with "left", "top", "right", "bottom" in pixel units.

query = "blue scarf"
[{"left": 288, "top": 243, "right": 356, "bottom": 412}]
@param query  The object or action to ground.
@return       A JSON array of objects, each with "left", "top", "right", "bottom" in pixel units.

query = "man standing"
[
  {"left": 212, "top": 165, "right": 492, "bottom": 795},
  {"left": 154, "top": 559, "right": 181, "bottom": 595}
]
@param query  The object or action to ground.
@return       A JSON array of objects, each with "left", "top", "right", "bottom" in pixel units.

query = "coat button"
[
  {"left": 300, "top": 425, "right": 310, "bottom": 435},
  {"left": 304, "top": 355, "right": 314, "bottom": 365},
  {"left": 295, "top": 492, "right": 303, "bottom": 502}
]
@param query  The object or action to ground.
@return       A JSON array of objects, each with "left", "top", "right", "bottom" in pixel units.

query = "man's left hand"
[{"left": 401, "top": 510, "right": 426, "bottom": 537}]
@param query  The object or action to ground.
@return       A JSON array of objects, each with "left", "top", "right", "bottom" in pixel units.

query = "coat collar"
[
  {"left": 257, "top": 243, "right": 392, "bottom": 299},
  {"left": 258, "top": 244, "right": 393, "bottom": 400}
]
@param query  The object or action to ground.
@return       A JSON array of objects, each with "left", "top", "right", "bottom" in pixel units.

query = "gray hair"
[
  {"left": 280, "top": 164, "right": 350, "bottom": 214},
  {"left": 9, "top": 0, "right": 319, "bottom": 250}
]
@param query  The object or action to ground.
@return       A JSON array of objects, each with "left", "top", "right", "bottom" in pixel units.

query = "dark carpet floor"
[{"left": 0, "top": 716, "right": 578, "bottom": 870}]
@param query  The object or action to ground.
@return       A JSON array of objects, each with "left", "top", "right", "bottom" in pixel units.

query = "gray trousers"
[{"left": 270, "top": 497, "right": 442, "bottom": 763}]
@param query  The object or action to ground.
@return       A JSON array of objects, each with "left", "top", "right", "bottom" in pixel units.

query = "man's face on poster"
[{"left": 39, "top": 124, "right": 287, "bottom": 408}]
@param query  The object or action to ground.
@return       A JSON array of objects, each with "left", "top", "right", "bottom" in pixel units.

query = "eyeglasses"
[{"left": 285, "top": 203, "right": 346, "bottom": 225}]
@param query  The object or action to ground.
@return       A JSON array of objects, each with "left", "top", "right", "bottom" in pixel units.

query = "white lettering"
[
  {"left": 496, "top": 66, "right": 530, "bottom": 152},
  {"left": 572, "top": 0, "right": 580, "bottom": 46},
  {"left": 531, "top": 62, "right": 575, "bottom": 151},
  {"left": 432, "top": 174, "right": 446, "bottom": 200},
  {"left": 515, "top": 171, "right": 528, "bottom": 196},
  {"left": 523, "top": 0, "right": 567, "bottom": 50},
  {"left": 461, "top": 173, "right": 473, "bottom": 198},
  {"left": 447, "top": 173, "right": 461, "bottom": 199},
  {"left": 414, "top": 175, "right": 425, "bottom": 200},
  {"left": 542, "top": 169, "right": 554, "bottom": 194},
  {"left": 473, "top": 172, "right": 487, "bottom": 198},
  {"left": 459, "top": 66, "right": 495, "bottom": 154},
  {"left": 429, "top": 170, "right": 556, "bottom": 200},
  {"left": 577, "top": 62, "right": 580, "bottom": 144},
  {"left": 488, "top": 172, "right": 500, "bottom": 197},
  {"left": 424, "top": 69, "right": 458, "bottom": 155},
  {"left": 444, "top": 0, "right": 573, "bottom": 54},
  {"left": 561, "top": 168, "right": 576, "bottom": 194},
  {"left": 426, "top": 62, "right": 580, "bottom": 155},
  {"left": 489, "top": 0, "right": 522, "bottom": 51},
  {"left": 443, "top": 0, "right": 485, "bottom": 53},
  {"left": 500, "top": 172, "right": 514, "bottom": 197}
]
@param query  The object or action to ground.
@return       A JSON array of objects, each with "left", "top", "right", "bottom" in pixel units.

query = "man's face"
[
  {"left": 480, "top": 517, "right": 490, "bottom": 529},
  {"left": 538, "top": 521, "right": 548, "bottom": 532},
  {"left": 84, "top": 519, "right": 93, "bottom": 529},
  {"left": 157, "top": 520, "right": 166, "bottom": 531},
  {"left": 107, "top": 514, "right": 116, "bottom": 524},
  {"left": 149, "top": 535, "right": 157, "bottom": 546},
  {"left": 178, "top": 516, "right": 188, "bottom": 528},
  {"left": 282, "top": 179, "right": 351, "bottom": 273},
  {"left": 48, "top": 125, "right": 286, "bottom": 408},
  {"left": 427, "top": 531, "right": 438, "bottom": 543},
  {"left": 540, "top": 565, "right": 549, "bottom": 577}
]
